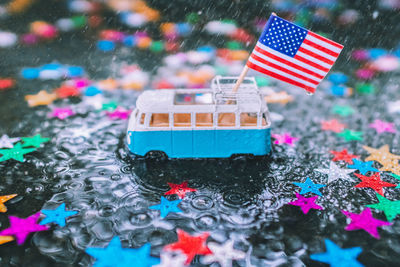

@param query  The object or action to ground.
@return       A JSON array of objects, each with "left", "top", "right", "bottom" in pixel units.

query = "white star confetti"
[
  {"left": 154, "top": 252, "right": 186, "bottom": 267},
  {"left": 0, "top": 134, "right": 20, "bottom": 148},
  {"left": 201, "top": 240, "right": 246, "bottom": 267},
  {"left": 315, "top": 161, "right": 356, "bottom": 184}
]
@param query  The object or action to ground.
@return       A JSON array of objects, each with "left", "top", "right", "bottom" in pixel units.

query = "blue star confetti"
[
  {"left": 86, "top": 237, "right": 160, "bottom": 267},
  {"left": 310, "top": 239, "right": 364, "bottom": 267},
  {"left": 149, "top": 196, "right": 182, "bottom": 218},
  {"left": 293, "top": 177, "right": 326, "bottom": 196},
  {"left": 348, "top": 159, "right": 379, "bottom": 175},
  {"left": 40, "top": 203, "right": 78, "bottom": 227}
]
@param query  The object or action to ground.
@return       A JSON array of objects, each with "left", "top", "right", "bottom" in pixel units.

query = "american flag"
[{"left": 247, "top": 14, "right": 343, "bottom": 93}]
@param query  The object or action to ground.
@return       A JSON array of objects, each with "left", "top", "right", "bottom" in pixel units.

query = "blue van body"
[{"left": 127, "top": 128, "right": 271, "bottom": 158}]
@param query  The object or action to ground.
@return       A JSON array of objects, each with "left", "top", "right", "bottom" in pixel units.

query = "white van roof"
[{"left": 136, "top": 76, "right": 268, "bottom": 114}]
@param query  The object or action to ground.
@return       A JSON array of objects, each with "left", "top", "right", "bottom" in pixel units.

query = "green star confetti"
[
  {"left": 366, "top": 193, "right": 400, "bottom": 222},
  {"left": 21, "top": 134, "right": 50, "bottom": 148},
  {"left": 331, "top": 105, "right": 354, "bottom": 117},
  {"left": 337, "top": 129, "right": 363, "bottom": 141},
  {"left": 0, "top": 143, "right": 36, "bottom": 162}
]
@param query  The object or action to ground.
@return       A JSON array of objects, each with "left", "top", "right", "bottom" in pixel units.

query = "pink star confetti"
[
  {"left": 288, "top": 192, "right": 323, "bottom": 214},
  {"left": 369, "top": 119, "right": 396, "bottom": 134},
  {"left": 321, "top": 119, "right": 346, "bottom": 133},
  {"left": 51, "top": 107, "right": 75, "bottom": 120},
  {"left": 106, "top": 107, "right": 131, "bottom": 120},
  {"left": 0, "top": 212, "right": 49, "bottom": 245},
  {"left": 271, "top": 133, "right": 299, "bottom": 147},
  {"left": 342, "top": 208, "right": 392, "bottom": 239}
]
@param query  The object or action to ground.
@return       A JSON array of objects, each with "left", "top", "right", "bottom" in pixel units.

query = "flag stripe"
[
  {"left": 298, "top": 47, "right": 335, "bottom": 65},
  {"left": 302, "top": 39, "right": 339, "bottom": 57},
  {"left": 247, "top": 61, "right": 316, "bottom": 93},
  {"left": 248, "top": 57, "right": 317, "bottom": 88},
  {"left": 305, "top": 35, "right": 342, "bottom": 53},
  {"left": 256, "top": 43, "right": 326, "bottom": 77},
  {"left": 308, "top": 31, "right": 343, "bottom": 49},
  {"left": 250, "top": 53, "right": 320, "bottom": 85},
  {"left": 301, "top": 43, "right": 337, "bottom": 61},
  {"left": 294, "top": 53, "right": 331, "bottom": 72}
]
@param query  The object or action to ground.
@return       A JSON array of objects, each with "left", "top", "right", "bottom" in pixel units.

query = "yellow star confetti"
[
  {"left": 264, "top": 91, "right": 294, "bottom": 105},
  {"left": 0, "top": 194, "right": 17, "bottom": 212},
  {"left": 0, "top": 235, "right": 14, "bottom": 245},
  {"left": 363, "top": 145, "right": 400, "bottom": 165},
  {"left": 25, "top": 90, "right": 57, "bottom": 107}
]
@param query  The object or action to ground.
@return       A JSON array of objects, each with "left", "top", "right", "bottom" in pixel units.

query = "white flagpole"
[{"left": 231, "top": 12, "right": 277, "bottom": 93}]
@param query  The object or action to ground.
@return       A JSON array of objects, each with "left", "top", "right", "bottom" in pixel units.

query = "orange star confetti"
[
  {"left": 264, "top": 91, "right": 294, "bottom": 105},
  {"left": 25, "top": 90, "right": 57, "bottom": 107},
  {"left": 379, "top": 159, "right": 400, "bottom": 176},
  {"left": 0, "top": 194, "right": 17, "bottom": 213},
  {"left": 54, "top": 85, "right": 81, "bottom": 98},
  {"left": 0, "top": 235, "right": 14, "bottom": 245},
  {"left": 363, "top": 145, "right": 400, "bottom": 165}
]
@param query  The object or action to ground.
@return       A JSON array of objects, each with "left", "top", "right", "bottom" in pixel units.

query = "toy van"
[{"left": 126, "top": 76, "right": 271, "bottom": 158}]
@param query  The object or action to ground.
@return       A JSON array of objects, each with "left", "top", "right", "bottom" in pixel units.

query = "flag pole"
[{"left": 231, "top": 12, "right": 276, "bottom": 94}]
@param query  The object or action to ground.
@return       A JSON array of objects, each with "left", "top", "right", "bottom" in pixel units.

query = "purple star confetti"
[
  {"left": 271, "top": 133, "right": 299, "bottom": 147},
  {"left": 369, "top": 119, "right": 396, "bottom": 134},
  {"left": 50, "top": 107, "right": 75, "bottom": 120},
  {"left": 287, "top": 192, "right": 323, "bottom": 214}
]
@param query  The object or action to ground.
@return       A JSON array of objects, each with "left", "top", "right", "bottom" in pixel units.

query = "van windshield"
[{"left": 174, "top": 93, "right": 213, "bottom": 105}]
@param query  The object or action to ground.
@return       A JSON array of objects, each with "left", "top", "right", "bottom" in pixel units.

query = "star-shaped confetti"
[
  {"left": 389, "top": 173, "right": 400, "bottom": 189},
  {"left": 366, "top": 193, "right": 400, "bottom": 222},
  {"left": 40, "top": 203, "right": 78, "bottom": 227},
  {"left": 0, "top": 236, "right": 14, "bottom": 245},
  {"left": 363, "top": 145, "right": 400, "bottom": 164},
  {"left": 106, "top": 107, "right": 131, "bottom": 120},
  {"left": 293, "top": 177, "right": 326, "bottom": 196},
  {"left": 149, "top": 196, "right": 182, "bottom": 218},
  {"left": 51, "top": 107, "right": 75, "bottom": 119},
  {"left": 86, "top": 236, "right": 160, "bottom": 267},
  {"left": 342, "top": 208, "right": 391, "bottom": 239},
  {"left": 0, "top": 212, "right": 49, "bottom": 245},
  {"left": 347, "top": 159, "right": 379, "bottom": 175},
  {"left": 165, "top": 181, "right": 197, "bottom": 199},
  {"left": 321, "top": 119, "right": 346, "bottom": 133},
  {"left": 154, "top": 252, "right": 186, "bottom": 267},
  {"left": 0, "top": 143, "right": 36, "bottom": 162},
  {"left": 0, "top": 134, "right": 20, "bottom": 148},
  {"left": 330, "top": 149, "right": 359, "bottom": 164},
  {"left": 101, "top": 101, "right": 118, "bottom": 111},
  {"left": 310, "top": 239, "right": 363, "bottom": 267},
  {"left": 369, "top": 119, "right": 396, "bottom": 134},
  {"left": 315, "top": 161, "right": 356, "bottom": 184},
  {"left": 201, "top": 240, "right": 246, "bottom": 267},
  {"left": 331, "top": 105, "right": 355, "bottom": 117},
  {"left": 163, "top": 229, "right": 211, "bottom": 265},
  {"left": 55, "top": 85, "right": 81, "bottom": 98},
  {"left": 264, "top": 91, "right": 294, "bottom": 105},
  {"left": 337, "top": 129, "right": 363, "bottom": 141},
  {"left": 271, "top": 133, "right": 299, "bottom": 147},
  {"left": 388, "top": 100, "right": 400, "bottom": 113},
  {"left": 353, "top": 172, "right": 396, "bottom": 196},
  {"left": 378, "top": 159, "right": 400, "bottom": 176},
  {"left": 25, "top": 90, "right": 57, "bottom": 107},
  {"left": 21, "top": 134, "right": 50, "bottom": 148},
  {"left": 0, "top": 194, "right": 17, "bottom": 212},
  {"left": 287, "top": 192, "right": 323, "bottom": 214}
]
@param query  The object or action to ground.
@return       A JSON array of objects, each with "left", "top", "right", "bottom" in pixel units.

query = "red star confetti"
[
  {"left": 330, "top": 149, "right": 359, "bottom": 164},
  {"left": 0, "top": 78, "right": 15, "bottom": 90},
  {"left": 287, "top": 192, "right": 323, "bottom": 214},
  {"left": 271, "top": 133, "right": 299, "bottom": 147},
  {"left": 163, "top": 229, "right": 212, "bottom": 265},
  {"left": 165, "top": 181, "right": 197, "bottom": 199},
  {"left": 354, "top": 172, "right": 396, "bottom": 196},
  {"left": 369, "top": 119, "right": 396, "bottom": 134},
  {"left": 342, "top": 208, "right": 392, "bottom": 239},
  {"left": 54, "top": 85, "right": 81, "bottom": 98},
  {"left": 321, "top": 119, "right": 346, "bottom": 133}
]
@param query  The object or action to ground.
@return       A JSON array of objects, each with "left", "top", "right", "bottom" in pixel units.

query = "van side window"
[
  {"left": 240, "top": 113, "right": 257, "bottom": 127},
  {"left": 218, "top": 113, "right": 235, "bottom": 127},
  {"left": 139, "top": 113, "right": 145, "bottom": 125},
  {"left": 150, "top": 113, "right": 169, "bottom": 127},
  {"left": 174, "top": 113, "right": 191, "bottom": 127},
  {"left": 196, "top": 113, "right": 213, "bottom": 127},
  {"left": 262, "top": 113, "right": 268, "bottom": 126}
]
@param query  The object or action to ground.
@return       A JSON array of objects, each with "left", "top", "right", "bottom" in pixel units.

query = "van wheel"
[{"left": 145, "top": 151, "right": 168, "bottom": 161}]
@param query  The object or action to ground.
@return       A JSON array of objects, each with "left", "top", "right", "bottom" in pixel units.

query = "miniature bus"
[{"left": 126, "top": 76, "right": 271, "bottom": 158}]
